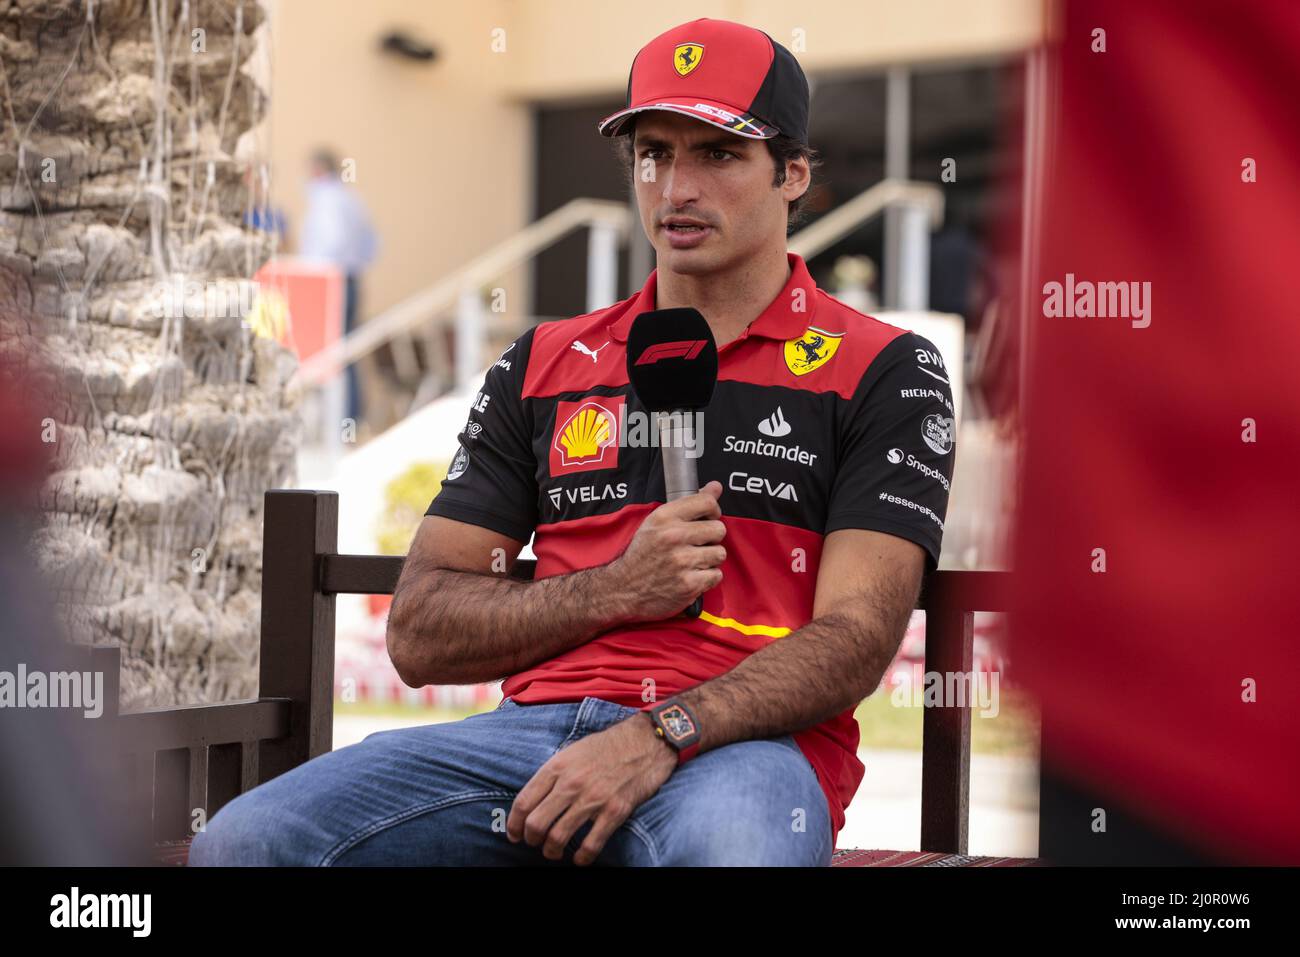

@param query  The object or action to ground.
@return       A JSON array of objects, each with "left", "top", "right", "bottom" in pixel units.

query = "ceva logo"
[{"left": 729, "top": 471, "right": 799, "bottom": 502}]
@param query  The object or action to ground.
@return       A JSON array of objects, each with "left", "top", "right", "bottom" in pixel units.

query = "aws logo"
[
  {"left": 784, "top": 327, "right": 844, "bottom": 376},
  {"left": 550, "top": 395, "right": 626, "bottom": 475}
]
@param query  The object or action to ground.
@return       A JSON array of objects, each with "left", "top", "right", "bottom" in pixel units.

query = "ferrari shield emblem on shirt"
[
  {"left": 674, "top": 43, "right": 704, "bottom": 76},
  {"left": 784, "top": 327, "right": 844, "bottom": 376}
]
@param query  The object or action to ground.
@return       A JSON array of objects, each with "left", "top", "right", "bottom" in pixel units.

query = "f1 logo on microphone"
[{"left": 633, "top": 340, "right": 708, "bottom": 365}]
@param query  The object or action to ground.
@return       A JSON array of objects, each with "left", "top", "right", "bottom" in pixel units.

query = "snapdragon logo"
[
  {"left": 50, "top": 887, "right": 151, "bottom": 937},
  {"left": 0, "top": 664, "right": 103, "bottom": 718},
  {"left": 1043, "top": 272, "right": 1152, "bottom": 328},
  {"left": 886, "top": 449, "right": 950, "bottom": 492}
]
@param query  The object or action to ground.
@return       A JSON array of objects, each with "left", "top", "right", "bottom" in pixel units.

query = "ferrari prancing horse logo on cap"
[
  {"left": 784, "top": 327, "right": 844, "bottom": 376},
  {"left": 674, "top": 43, "right": 704, "bottom": 76}
]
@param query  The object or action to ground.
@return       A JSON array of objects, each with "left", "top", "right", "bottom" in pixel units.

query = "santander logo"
[{"left": 758, "top": 406, "right": 792, "bottom": 437}]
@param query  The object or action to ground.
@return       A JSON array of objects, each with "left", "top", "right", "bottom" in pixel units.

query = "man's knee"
[
  {"left": 187, "top": 731, "right": 473, "bottom": 866},
  {"left": 188, "top": 787, "right": 322, "bottom": 867},
  {"left": 660, "top": 793, "right": 832, "bottom": 866},
  {"left": 651, "top": 740, "right": 833, "bottom": 866}
]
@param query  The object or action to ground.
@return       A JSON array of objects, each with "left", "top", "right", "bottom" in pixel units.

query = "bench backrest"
[{"left": 123, "top": 488, "right": 1009, "bottom": 856}]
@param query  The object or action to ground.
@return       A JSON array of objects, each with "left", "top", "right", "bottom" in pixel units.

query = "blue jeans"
[{"left": 188, "top": 696, "right": 832, "bottom": 866}]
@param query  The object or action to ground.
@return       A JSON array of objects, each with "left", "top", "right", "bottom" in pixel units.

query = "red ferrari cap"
[{"left": 598, "top": 18, "right": 810, "bottom": 144}]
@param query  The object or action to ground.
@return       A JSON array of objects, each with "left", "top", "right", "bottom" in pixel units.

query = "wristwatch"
[{"left": 648, "top": 700, "right": 702, "bottom": 766}]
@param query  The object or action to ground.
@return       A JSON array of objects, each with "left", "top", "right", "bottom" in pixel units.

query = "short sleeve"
[
  {"left": 425, "top": 326, "right": 539, "bottom": 543},
  {"left": 825, "top": 331, "right": 957, "bottom": 570}
]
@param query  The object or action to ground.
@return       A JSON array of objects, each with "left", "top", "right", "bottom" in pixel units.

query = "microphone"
[{"left": 625, "top": 308, "right": 718, "bottom": 618}]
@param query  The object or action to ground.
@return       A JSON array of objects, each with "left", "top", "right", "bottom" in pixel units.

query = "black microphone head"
[{"left": 625, "top": 308, "right": 718, "bottom": 412}]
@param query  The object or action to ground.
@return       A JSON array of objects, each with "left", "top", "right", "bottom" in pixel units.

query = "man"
[
  {"left": 190, "top": 18, "right": 955, "bottom": 867},
  {"left": 299, "top": 146, "right": 379, "bottom": 428}
]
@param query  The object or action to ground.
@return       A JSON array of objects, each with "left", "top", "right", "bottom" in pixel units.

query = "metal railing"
[
  {"left": 790, "top": 178, "right": 944, "bottom": 311},
  {"left": 294, "top": 198, "right": 631, "bottom": 392},
  {"left": 293, "top": 179, "right": 944, "bottom": 449}
]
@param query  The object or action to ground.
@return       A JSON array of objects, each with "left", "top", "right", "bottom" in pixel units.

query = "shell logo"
[
  {"left": 550, "top": 396, "right": 625, "bottom": 475},
  {"left": 558, "top": 406, "right": 612, "bottom": 461}
]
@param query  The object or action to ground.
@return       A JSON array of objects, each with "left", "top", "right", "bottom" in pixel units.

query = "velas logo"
[
  {"left": 784, "top": 327, "right": 843, "bottom": 376},
  {"left": 550, "top": 396, "right": 626, "bottom": 475},
  {"left": 674, "top": 43, "right": 704, "bottom": 76},
  {"left": 546, "top": 482, "right": 629, "bottom": 513}
]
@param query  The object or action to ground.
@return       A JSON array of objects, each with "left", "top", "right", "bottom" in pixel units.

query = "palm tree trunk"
[{"left": 0, "top": 0, "right": 299, "bottom": 709}]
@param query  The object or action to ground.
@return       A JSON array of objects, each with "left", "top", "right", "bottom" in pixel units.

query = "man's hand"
[
  {"left": 507, "top": 712, "right": 677, "bottom": 865},
  {"left": 603, "top": 480, "right": 727, "bottom": 622}
]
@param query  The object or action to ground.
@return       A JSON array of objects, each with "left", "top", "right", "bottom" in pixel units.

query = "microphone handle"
[{"left": 660, "top": 409, "right": 705, "bottom": 619}]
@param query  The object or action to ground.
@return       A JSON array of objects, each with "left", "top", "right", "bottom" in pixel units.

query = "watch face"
[{"left": 659, "top": 704, "right": 697, "bottom": 743}]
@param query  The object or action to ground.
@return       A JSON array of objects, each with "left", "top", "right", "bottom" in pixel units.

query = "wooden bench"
[{"left": 106, "top": 488, "right": 1032, "bottom": 866}]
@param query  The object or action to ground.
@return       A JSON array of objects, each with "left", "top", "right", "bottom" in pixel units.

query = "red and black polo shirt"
[{"left": 426, "top": 253, "right": 956, "bottom": 843}]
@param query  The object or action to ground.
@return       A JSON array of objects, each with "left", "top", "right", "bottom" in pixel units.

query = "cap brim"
[{"left": 597, "top": 97, "right": 779, "bottom": 140}]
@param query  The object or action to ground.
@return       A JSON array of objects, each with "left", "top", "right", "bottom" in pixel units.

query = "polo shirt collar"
[{"left": 609, "top": 253, "right": 817, "bottom": 344}]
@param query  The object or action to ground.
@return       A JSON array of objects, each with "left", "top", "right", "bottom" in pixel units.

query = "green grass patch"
[{"left": 854, "top": 684, "right": 1040, "bottom": 757}]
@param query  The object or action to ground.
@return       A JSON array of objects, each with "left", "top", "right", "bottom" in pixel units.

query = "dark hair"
[
  {"left": 310, "top": 147, "right": 340, "bottom": 175},
  {"left": 614, "top": 119, "right": 822, "bottom": 231}
]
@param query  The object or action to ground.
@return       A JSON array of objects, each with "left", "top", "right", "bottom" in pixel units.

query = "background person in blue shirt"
[{"left": 299, "top": 147, "right": 379, "bottom": 428}]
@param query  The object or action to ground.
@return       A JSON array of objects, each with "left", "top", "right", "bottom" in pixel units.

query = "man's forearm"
[
  {"left": 672, "top": 596, "right": 914, "bottom": 754},
  {"left": 388, "top": 558, "right": 633, "bottom": 686}
]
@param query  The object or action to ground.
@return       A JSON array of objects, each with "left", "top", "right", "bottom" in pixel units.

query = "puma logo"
[{"left": 571, "top": 340, "right": 609, "bottom": 363}]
